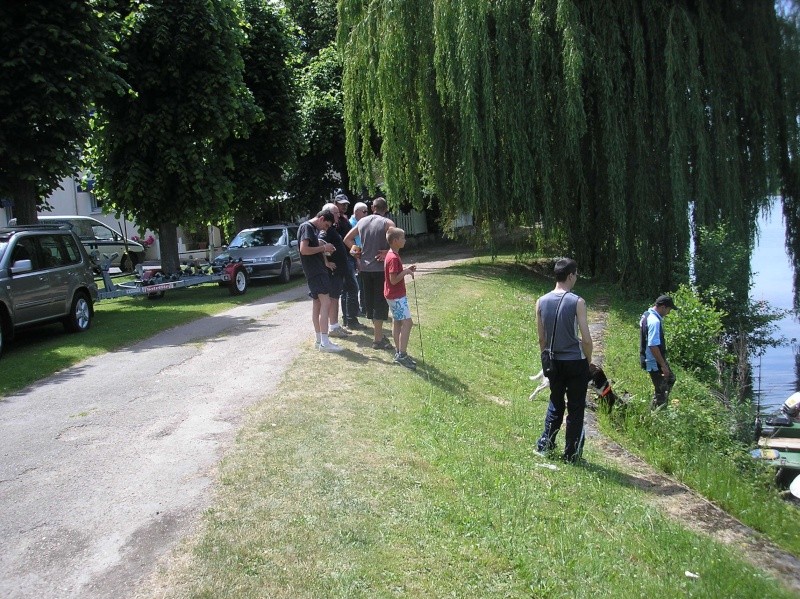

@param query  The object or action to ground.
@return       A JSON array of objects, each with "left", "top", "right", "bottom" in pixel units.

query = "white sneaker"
[
  {"left": 328, "top": 327, "right": 351, "bottom": 338},
  {"left": 319, "top": 341, "right": 344, "bottom": 352}
]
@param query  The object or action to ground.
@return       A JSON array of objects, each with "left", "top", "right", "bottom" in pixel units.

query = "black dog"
[{"left": 588, "top": 363, "right": 618, "bottom": 411}]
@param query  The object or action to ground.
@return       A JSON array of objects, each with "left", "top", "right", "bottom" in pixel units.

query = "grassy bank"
[
  {"left": 599, "top": 295, "right": 800, "bottom": 554},
  {"left": 147, "top": 259, "right": 797, "bottom": 598},
  {"left": 0, "top": 278, "right": 300, "bottom": 397}
]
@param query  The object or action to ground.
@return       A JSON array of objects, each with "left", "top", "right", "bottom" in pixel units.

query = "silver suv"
[{"left": 0, "top": 226, "right": 99, "bottom": 356}]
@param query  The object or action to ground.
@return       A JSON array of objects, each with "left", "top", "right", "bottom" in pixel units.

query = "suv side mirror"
[
  {"left": 10, "top": 259, "right": 33, "bottom": 275},
  {"left": 290, "top": 240, "right": 298, "bottom": 247}
]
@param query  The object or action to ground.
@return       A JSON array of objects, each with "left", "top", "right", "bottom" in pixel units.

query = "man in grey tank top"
[
  {"left": 343, "top": 197, "right": 396, "bottom": 350},
  {"left": 535, "top": 258, "right": 593, "bottom": 462}
]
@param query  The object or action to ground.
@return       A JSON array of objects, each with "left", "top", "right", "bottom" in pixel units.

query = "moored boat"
[{"left": 751, "top": 392, "right": 800, "bottom": 486}]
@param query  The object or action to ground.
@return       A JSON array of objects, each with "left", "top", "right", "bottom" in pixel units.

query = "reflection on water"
[{"left": 751, "top": 199, "right": 800, "bottom": 410}]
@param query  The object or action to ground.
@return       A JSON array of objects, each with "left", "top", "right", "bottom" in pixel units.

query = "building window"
[{"left": 89, "top": 192, "right": 103, "bottom": 213}]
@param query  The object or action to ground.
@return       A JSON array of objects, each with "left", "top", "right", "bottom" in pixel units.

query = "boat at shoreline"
[{"left": 751, "top": 392, "right": 800, "bottom": 487}]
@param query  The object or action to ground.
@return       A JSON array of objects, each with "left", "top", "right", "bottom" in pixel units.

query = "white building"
[{"left": 1, "top": 177, "right": 222, "bottom": 261}]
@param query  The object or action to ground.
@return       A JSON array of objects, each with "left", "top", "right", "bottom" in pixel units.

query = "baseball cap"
[
  {"left": 334, "top": 193, "right": 350, "bottom": 205},
  {"left": 655, "top": 295, "right": 678, "bottom": 310}
]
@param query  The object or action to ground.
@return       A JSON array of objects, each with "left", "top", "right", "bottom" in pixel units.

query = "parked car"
[
  {"left": 214, "top": 224, "right": 302, "bottom": 283},
  {"left": 0, "top": 225, "right": 99, "bottom": 357},
  {"left": 8, "top": 215, "right": 145, "bottom": 272}
]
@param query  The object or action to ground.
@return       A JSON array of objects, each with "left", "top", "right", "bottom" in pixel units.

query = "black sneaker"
[
  {"left": 394, "top": 352, "right": 416, "bottom": 370},
  {"left": 372, "top": 337, "right": 394, "bottom": 350},
  {"left": 395, "top": 351, "right": 417, "bottom": 366}
]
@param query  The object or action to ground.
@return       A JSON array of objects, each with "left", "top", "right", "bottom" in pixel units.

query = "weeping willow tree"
[{"left": 339, "top": 0, "right": 800, "bottom": 294}]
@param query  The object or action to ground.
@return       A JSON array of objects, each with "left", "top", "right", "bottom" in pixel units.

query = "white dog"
[{"left": 528, "top": 370, "right": 550, "bottom": 400}]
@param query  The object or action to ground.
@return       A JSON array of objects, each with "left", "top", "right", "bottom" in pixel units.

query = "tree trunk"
[
  {"left": 11, "top": 180, "right": 39, "bottom": 224},
  {"left": 234, "top": 211, "right": 254, "bottom": 234},
  {"left": 158, "top": 223, "right": 180, "bottom": 274}
]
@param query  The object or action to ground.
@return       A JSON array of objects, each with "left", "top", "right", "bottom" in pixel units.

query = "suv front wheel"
[{"left": 63, "top": 291, "right": 93, "bottom": 333}]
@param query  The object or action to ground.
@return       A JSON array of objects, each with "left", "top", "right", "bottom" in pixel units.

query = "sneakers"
[
  {"left": 319, "top": 341, "right": 344, "bottom": 352},
  {"left": 328, "top": 326, "right": 352, "bottom": 338},
  {"left": 345, "top": 319, "right": 365, "bottom": 330},
  {"left": 371, "top": 336, "right": 394, "bottom": 351},
  {"left": 394, "top": 352, "right": 417, "bottom": 370}
]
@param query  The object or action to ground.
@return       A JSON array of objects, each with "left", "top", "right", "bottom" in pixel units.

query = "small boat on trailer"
[{"left": 751, "top": 392, "right": 800, "bottom": 492}]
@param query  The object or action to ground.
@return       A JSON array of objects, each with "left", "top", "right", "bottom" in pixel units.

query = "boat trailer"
[{"left": 95, "top": 253, "right": 248, "bottom": 300}]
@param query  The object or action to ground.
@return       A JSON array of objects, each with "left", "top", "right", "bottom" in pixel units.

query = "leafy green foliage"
[
  {"left": 693, "top": 223, "right": 786, "bottom": 360},
  {"left": 228, "top": 0, "right": 300, "bottom": 226},
  {"left": 87, "top": 0, "right": 256, "bottom": 272},
  {"left": 285, "top": 44, "right": 349, "bottom": 215},
  {"left": 665, "top": 284, "right": 727, "bottom": 381},
  {"left": 283, "top": 0, "right": 351, "bottom": 214},
  {"left": 339, "top": 1, "right": 800, "bottom": 296},
  {"left": 0, "top": 1, "right": 122, "bottom": 222}
]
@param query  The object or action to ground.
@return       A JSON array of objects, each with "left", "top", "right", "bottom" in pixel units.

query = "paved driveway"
[{"left": 0, "top": 284, "right": 311, "bottom": 599}]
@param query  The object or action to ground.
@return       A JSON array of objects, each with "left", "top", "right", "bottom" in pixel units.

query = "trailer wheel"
[
  {"left": 147, "top": 291, "right": 165, "bottom": 300},
  {"left": 229, "top": 268, "right": 248, "bottom": 295}
]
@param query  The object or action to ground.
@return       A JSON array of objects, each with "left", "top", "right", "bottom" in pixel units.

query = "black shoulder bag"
[{"left": 541, "top": 292, "right": 568, "bottom": 378}]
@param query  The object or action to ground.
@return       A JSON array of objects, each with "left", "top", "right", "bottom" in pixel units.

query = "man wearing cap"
[
  {"left": 640, "top": 295, "right": 678, "bottom": 409},
  {"left": 334, "top": 193, "right": 362, "bottom": 330}
]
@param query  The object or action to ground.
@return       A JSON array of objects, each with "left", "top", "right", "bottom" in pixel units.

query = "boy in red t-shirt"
[{"left": 384, "top": 227, "right": 417, "bottom": 369}]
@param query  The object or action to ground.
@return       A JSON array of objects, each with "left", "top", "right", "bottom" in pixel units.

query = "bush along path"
[{"left": 583, "top": 297, "right": 800, "bottom": 594}]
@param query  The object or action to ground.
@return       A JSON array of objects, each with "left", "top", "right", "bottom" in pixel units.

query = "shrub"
[{"left": 666, "top": 284, "right": 729, "bottom": 381}]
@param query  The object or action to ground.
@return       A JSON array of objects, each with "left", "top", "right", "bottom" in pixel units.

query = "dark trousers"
[
  {"left": 537, "top": 359, "right": 590, "bottom": 461},
  {"left": 341, "top": 257, "right": 360, "bottom": 323},
  {"left": 649, "top": 364, "right": 676, "bottom": 409}
]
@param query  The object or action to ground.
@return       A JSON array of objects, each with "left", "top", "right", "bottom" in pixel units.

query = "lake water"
[{"left": 751, "top": 199, "right": 800, "bottom": 411}]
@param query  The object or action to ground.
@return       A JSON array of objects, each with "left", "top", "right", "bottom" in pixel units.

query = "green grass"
[
  {"left": 599, "top": 296, "right": 800, "bottom": 555},
  {"left": 0, "top": 277, "right": 302, "bottom": 396},
  {"left": 150, "top": 259, "right": 797, "bottom": 598}
]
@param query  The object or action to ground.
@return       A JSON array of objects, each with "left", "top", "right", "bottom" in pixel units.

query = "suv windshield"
[{"left": 229, "top": 228, "right": 286, "bottom": 248}]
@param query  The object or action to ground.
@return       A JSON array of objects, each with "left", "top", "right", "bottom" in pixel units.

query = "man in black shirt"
[{"left": 298, "top": 209, "right": 343, "bottom": 352}]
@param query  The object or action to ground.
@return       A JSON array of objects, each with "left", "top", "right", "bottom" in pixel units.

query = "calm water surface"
[{"left": 751, "top": 199, "right": 800, "bottom": 411}]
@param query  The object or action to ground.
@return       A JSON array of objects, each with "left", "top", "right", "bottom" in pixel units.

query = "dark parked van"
[{"left": 0, "top": 225, "right": 99, "bottom": 357}]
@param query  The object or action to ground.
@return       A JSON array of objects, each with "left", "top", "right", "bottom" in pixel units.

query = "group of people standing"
[
  {"left": 300, "top": 205, "right": 679, "bottom": 459},
  {"left": 535, "top": 258, "right": 678, "bottom": 463},
  {"left": 297, "top": 195, "right": 418, "bottom": 370}
]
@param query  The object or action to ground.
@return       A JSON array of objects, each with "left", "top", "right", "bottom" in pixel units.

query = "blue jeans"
[
  {"left": 537, "top": 359, "right": 590, "bottom": 462},
  {"left": 341, "top": 257, "right": 360, "bottom": 322}
]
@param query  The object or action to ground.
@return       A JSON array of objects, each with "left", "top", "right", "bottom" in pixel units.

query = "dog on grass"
[{"left": 529, "top": 363, "right": 619, "bottom": 410}]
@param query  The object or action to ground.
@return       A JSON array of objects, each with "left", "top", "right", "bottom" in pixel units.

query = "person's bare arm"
[
  {"left": 648, "top": 345, "right": 671, "bottom": 376},
  {"left": 389, "top": 264, "right": 415, "bottom": 285},
  {"left": 576, "top": 297, "right": 593, "bottom": 362},
  {"left": 299, "top": 239, "right": 333, "bottom": 256},
  {"left": 536, "top": 298, "right": 546, "bottom": 352},
  {"left": 343, "top": 227, "right": 357, "bottom": 249}
]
